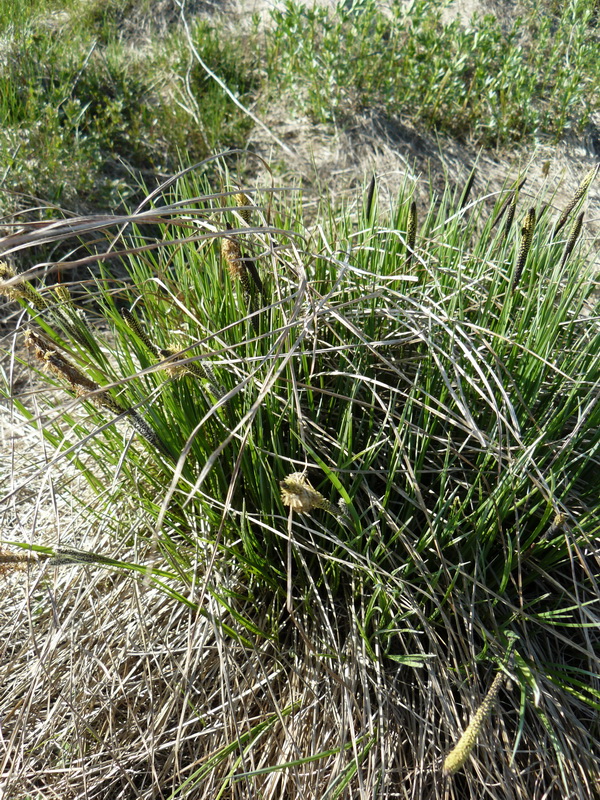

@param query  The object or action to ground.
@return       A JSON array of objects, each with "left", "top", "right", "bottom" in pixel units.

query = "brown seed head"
[
  {"left": 512, "top": 207, "right": 536, "bottom": 291},
  {"left": 221, "top": 234, "right": 251, "bottom": 297}
]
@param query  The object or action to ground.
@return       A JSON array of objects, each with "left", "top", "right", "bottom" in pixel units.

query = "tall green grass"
[{"left": 1, "top": 157, "right": 598, "bottom": 797}]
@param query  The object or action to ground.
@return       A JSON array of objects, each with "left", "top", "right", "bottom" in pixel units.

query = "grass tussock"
[{"left": 1, "top": 155, "right": 599, "bottom": 798}]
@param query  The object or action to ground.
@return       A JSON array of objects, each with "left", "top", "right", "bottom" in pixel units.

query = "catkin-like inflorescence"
[
  {"left": 443, "top": 635, "right": 517, "bottom": 776},
  {"left": 503, "top": 191, "right": 518, "bottom": 240},
  {"left": 53, "top": 284, "right": 73, "bottom": 306},
  {"left": 26, "top": 330, "right": 168, "bottom": 455},
  {"left": 553, "top": 164, "right": 598, "bottom": 238},
  {"left": 26, "top": 329, "right": 122, "bottom": 412},
  {"left": 234, "top": 192, "right": 253, "bottom": 225},
  {"left": 221, "top": 234, "right": 252, "bottom": 298},
  {"left": 443, "top": 670, "right": 505, "bottom": 776},
  {"left": 406, "top": 200, "right": 417, "bottom": 266},
  {"left": 459, "top": 169, "right": 476, "bottom": 210},
  {"left": 280, "top": 472, "right": 347, "bottom": 521},
  {"left": 162, "top": 347, "right": 226, "bottom": 398},
  {"left": 0, "top": 261, "right": 48, "bottom": 311},
  {"left": 125, "top": 410, "right": 167, "bottom": 452},
  {"left": 490, "top": 178, "right": 526, "bottom": 231},
  {"left": 559, "top": 212, "right": 584, "bottom": 269},
  {"left": 121, "top": 308, "right": 161, "bottom": 357},
  {"left": 512, "top": 207, "right": 536, "bottom": 291}
]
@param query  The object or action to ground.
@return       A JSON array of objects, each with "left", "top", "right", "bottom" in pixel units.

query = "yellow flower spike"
[
  {"left": 443, "top": 635, "right": 518, "bottom": 776},
  {"left": 443, "top": 670, "right": 505, "bottom": 776},
  {"left": 280, "top": 472, "right": 348, "bottom": 522},
  {"left": 233, "top": 192, "right": 253, "bottom": 225}
]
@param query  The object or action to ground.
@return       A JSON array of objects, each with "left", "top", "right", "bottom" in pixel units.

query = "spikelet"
[
  {"left": 364, "top": 174, "right": 376, "bottom": 221},
  {"left": 503, "top": 190, "right": 518, "bottom": 240},
  {"left": 443, "top": 670, "right": 505, "bottom": 776},
  {"left": 53, "top": 284, "right": 73, "bottom": 306},
  {"left": 234, "top": 192, "right": 253, "bottom": 225},
  {"left": 553, "top": 164, "right": 598, "bottom": 238},
  {"left": 26, "top": 329, "right": 168, "bottom": 453},
  {"left": 0, "top": 550, "right": 38, "bottom": 573},
  {"left": 221, "top": 232, "right": 252, "bottom": 298},
  {"left": 26, "top": 329, "right": 122, "bottom": 413},
  {"left": 459, "top": 169, "right": 476, "bottom": 210},
  {"left": 406, "top": 200, "right": 417, "bottom": 267},
  {"left": 121, "top": 308, "right": 160, "bottom": 357},
  {"left": 489, "top": 178, "right": 526, "bottom": 231},
  {"left": 0, "top": 261, "right": 48, "bottom": 311},
  {"left": 559, "top": 212, "right": 584, "bottom": 270},
  {"left": 159, "top": 347, "right": 224, "bottom": 395},
  {"left": 122, "top": 309, "right": 225, "bottom": 397},
  {"left": 443, "top": 635, "right": 517, "bottom": 776},
  {"left": 280, "top": 472, "right": 348, "bottom": 523},
  {"left": 512, "top": 207, "right": 536, "bottom": 291},
  {"left": 126, "top": 412, "right": 168, "bottom": 453}
]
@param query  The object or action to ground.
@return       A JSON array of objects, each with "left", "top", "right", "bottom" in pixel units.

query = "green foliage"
[
  {"left": 2, "top": 0, "right": 598, "bottom": 215},
  {"left": 266, "top": 0, "right": 600, "bottom": 145},
  {"left": 0, "top": 0, "right": 257, "bottom": 210}
]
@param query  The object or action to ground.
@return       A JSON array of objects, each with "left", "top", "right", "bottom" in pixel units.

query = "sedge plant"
[{"left": 0, "top": 157, "right": 599, "bottom": 799}]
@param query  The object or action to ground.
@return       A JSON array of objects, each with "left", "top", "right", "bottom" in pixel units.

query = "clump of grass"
[{"left": 1, "top": 161, "right": 599, "bottom": 798}]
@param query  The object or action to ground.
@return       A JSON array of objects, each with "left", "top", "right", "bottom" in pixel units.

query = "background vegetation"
[{"left": 1, "top": 0, "right": 598, "bottom": 213}]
